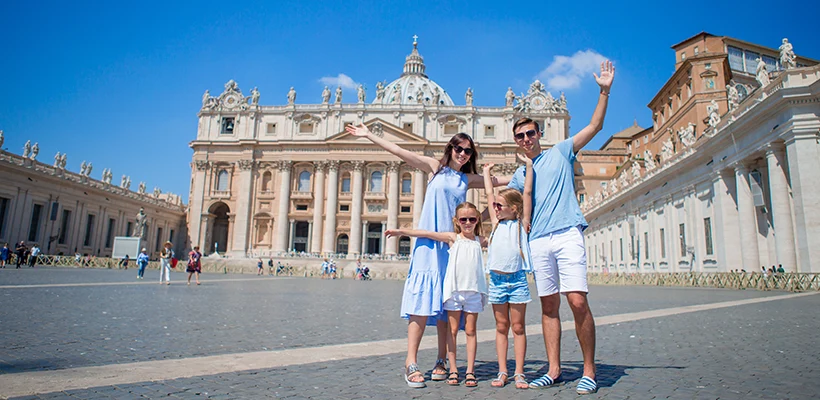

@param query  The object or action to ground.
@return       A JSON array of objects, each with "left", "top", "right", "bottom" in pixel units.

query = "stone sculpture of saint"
[
  {"left": 30, "top": 143, "right": 39, "bottom": 160},
  {"left": 465, "top": 88, "right": 473, "bottom": 106},
  {"left": 0, "top": 130, "right": 4, "bottom": 149},
  {"left": 287, "top": 87, "right": 296, "bottom": 105},
  {"left": 416, "top": 88, "right": 424, "bottom": 104},
  {"left": 644, "top": 150, "right": 656, "bottom": 170},
  {"left": 707, "top": 100, "right": 721, "bottom": 129},
  {"left": 727, "top": 84, "right": 739, "bottom": 111},
  {"left": 53, "top": 152, "right": 61, "bottom": 167},
  {"left": 59, "top": 153, "right": 67, "bottom": 169},
  {"left": 558, "top": 92, "right": 567, "bottom": 110},
  {"left": 661, "top": 139, "right": 674, "bottom": 162},
  {"left": 432, "top": 87, "right": 441, "bottom": 105},
  {"left": 125, "top": 176, "right": 131, "bottom": 190},
  {"left": 375, "top": 81, "right": 385, "bottom": 101},
  {"left": 202, "top": 90, "right": 211, "bottom": 108},
  {"left": 357, "top": 85, "right": 366, "bottom": 103},
  {"left": 631, "top": 161, "right": 641, "bottom": 181},
  {"left": 779, "top": 38, "right": 796, "bottom": 70},
  {"left": 392, "top": 84, "right": 402, "bottom": 104},
  {"left": 505, "top": 87, "right": 515, "bottom": 107},
  {"left": 138, "top": 181, "right": 146, "bottom": 194},
  {"left": 85, "top": 162, "right": 93, "bottom": 176},
  {"left": 250, "top": 87, "right": 260, "bottom": 105},
  {"left": 121, "top": 175, "right": 127, "bottom": 188},
  {"left": 335, "top": 86, "right": 342, "bottom": 104},
  {"left": 80, "top": 161, "right": 87, "bottom": 175},
  {"left": 322, "top": 86, "right": 331, "bottom": 104},
  {"left": 23, "top": 140, "right": 31, "bottom": 158},
  {"left": 755, "top": 58, "right": 770, "bottom": 87},
  {"left": 133, "top": 207, "right": 147, "bottom": 239}
]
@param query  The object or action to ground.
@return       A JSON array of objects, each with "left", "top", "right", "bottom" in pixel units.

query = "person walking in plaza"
[
  {"left": 483, "top": 154, "right": 534, "bottom": 389},
  {"left": 0, "top": 243, "right": 9, "bottom": 268},
  {"left": 159, "top": 242, "right": 174, "bottom": 285},
  {"left": 257, "top": 258, "right": 264, "bottom": 276},
  {"left": 136, "top": 248, "right": 149, "bottom": 279},
  {"left": 15, "top": 242, "right": 27, "bottom": 269},
  {"left": 386, "top": 202, "right": 489, "bottom": 388},
  {"left": 187, "top": 246, "right": 202, "bottom": 285},
  {"left": 121, "top": 254, "right": 130, "bottom": 270},
  {"left": 267, "top": 257, "right": 274, "bottom": 276},
  {"left": 508, "top": 60, "right": 614, "bottom": 394},
  {"left": 28, "top": 244, "right": 40, "bottom": 267},
  {"left": 346, "top": 123, "right": 506, "bottom": 388}
]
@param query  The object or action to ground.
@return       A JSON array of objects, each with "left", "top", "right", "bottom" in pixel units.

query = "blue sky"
[{"left": 1, "top": 0, "right": 818, "bottom": 202}]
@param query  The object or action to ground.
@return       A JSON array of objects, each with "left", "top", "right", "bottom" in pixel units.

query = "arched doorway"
[
  {"left": 208, "top": 202, "right": 230, "bottom": 255},
  {"left": 293, "top": 221, "right": 309, "bottom": 252},
  {"left": 366, "top": 223, "right": 382, "bottom": 255},
  {"left": 336, "top": 234, "right": 349, "bottom": 254}
]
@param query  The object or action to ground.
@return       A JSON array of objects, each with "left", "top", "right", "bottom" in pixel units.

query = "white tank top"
[{"left": 487, "top": 220, "right": 532, "bottom": 273}]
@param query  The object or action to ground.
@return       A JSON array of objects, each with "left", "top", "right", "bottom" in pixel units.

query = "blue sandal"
[
  {"left": 576, "top": 376, "right": 598, "bottom": 394},
  {"left": 404, "top": 363, "right": 426, "bottom": 388},
  {"left": 529, "top": 373, "right": 561, "bottom": 388}
]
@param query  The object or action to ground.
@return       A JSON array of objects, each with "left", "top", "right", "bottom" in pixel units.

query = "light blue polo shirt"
[{"left": 508, "top": 137, "right": 587, "bottom": 240}]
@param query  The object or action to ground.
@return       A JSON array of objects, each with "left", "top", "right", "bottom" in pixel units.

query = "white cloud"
[
  {"left": 536, "top": 50, "right": 608, "bottom": 91},
  {"left": 318, "top": 73, "right": 359, "bottom": 90}
]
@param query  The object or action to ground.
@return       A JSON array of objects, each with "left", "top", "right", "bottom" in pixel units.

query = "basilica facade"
[{"left": 188, "top": 39, "right": 573, "bottom": 258}]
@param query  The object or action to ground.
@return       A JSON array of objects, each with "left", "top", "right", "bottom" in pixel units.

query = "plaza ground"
[{"left": 0, "top": 267, "right": 818, "bottom": 399}]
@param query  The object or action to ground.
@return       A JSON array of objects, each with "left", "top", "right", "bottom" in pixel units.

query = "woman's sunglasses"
[
  {"left": 513, "top": 129, "right": 538, "bottom": 141},
  {"left": 452, "top": 144, "right": 474, "bottom": 156},
  {"left": 458, "top": 217, "right": 478, "bottom": 224}
]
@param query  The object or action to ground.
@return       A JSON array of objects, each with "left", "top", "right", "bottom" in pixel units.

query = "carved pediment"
[{"left": 327, "top": 118, "right": 428, "bottom": 144}]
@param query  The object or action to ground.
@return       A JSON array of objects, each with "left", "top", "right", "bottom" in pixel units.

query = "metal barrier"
[
  {"left": 588, "top": 272, "right": 820, "bottom": 292},
  {"left": 7, "top": 254, "right": 161, "bottom": 270}
]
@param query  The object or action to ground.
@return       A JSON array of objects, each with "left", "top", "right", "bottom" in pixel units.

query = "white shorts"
[
  {"left": 530, "top": 225, "right": 588, "bottom": 297},
  {"left": 443, "top": 291, "right": 485, "bottom": 313}
]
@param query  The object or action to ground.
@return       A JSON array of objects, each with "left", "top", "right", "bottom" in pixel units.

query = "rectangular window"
[
  {"left": 341, "top": 177, "right": 351, "bottom": 193},
  {"left": 83, "top": 214, "right": 95, "bottom": 247},
  {"left": 169, "top": 229, "right": 175, "bottom": 244},
  {"left": 266, "top": 123, "right": 277, "bottom": 135},
  {"left": 401, "top": 205, "right": 411, "bottom": 213},
  {"left": 295, "top": 204, "right": 308, "bottom": 211},
  {"left": 105, "top": 218, "right": 116, "bottom": 248},
  {"left": 762, "top": 55, "right": 778, "bottom": 73},
  {"left": 28, "top": 204, "right": 44, "bottom": 242},
  {"left": 401, "top": 178, "right": 412, "bottom": 194},
  {"left": 704, "top": 217, "right": 713, "bottom": 256},
  {"left": 693, "top": 46, "right": 699, "bottom": 55},
  {"left": 644, "top": 232, "right": 649, "bottom": 259},
  {"left": 58, "top": 210, "right": 72, "bottom": 244},
  {"left": 155, "top": 227, "right": 163, "bottom": 251},
  {"left": 299, "top": 122, "right": 314, "bottom": 134},
  {"left": 126, "top": 221, "right": 133, "bottom": 237},
  {"left": 680, "top": 52, "right": 686, "bottom": 61},
  {"left": 484, "top": 125, "right": 495, "bottom": 137},
  {"left": 728, "top": 46, "right": 744, "bottom": 71},
  {"left": 679, "top": 223, "right": 687, "bottom": 257},
  {"left": 579, "top": 193, "right": 585, "bottom": 204},
  {"left": 619, "top": 238, "right": 624, "bottom": 261},
  {"left": 744, "top": 50, "right": 760, "bottom": 74},
  {"left": 660, "top": 228, "right": 666, "bottom": 258},
  {"left": 221, "top": 117, "right": 235, "bottom": 134},
  {"left": 339, "top": 204, "right": 350, "bottom": 212},
  {"left": 0, "top": 197, "right": 9, "bottom": 238},
  {"left": 402, "top": 122, "right": 413, "bottom": 133}
]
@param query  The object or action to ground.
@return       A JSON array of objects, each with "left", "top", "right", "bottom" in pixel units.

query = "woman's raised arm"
[{"left": 345, "top": 123, "right": 440, "bottom": 174}]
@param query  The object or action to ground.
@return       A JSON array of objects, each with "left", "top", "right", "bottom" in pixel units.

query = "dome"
[{"left": 372, "top": 37, "right": 454, "bottom": 106}]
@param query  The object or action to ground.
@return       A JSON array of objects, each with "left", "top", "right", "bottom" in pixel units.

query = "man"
[
  {"left": 15, "top": 242, "right": 27, "bottom": 269},
  {"left": 508, "top": 61, "right": 614, "bottom": 394}
]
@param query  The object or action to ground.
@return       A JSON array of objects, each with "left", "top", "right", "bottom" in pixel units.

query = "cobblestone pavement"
[{"left": 2, "top": 267, "right": 818, "bottom": 399}]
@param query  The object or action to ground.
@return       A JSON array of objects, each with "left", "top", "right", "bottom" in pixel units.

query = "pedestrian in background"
[
  {"left": 15, "top": 242, "right": 27, "bottom": 269},
  {"left": 136, "top": 248, "right": 149, "bottom": 279},
  {"left": 0, "top": 243, "right": 9, "bottom": 268},
  {"left": 187, "top": 246, "right": 202, "bottom": 285},
  {"left": 159, "top": 242, "right": 174, "bottom": 285},
  {"left": 121, "top": 254, "right": 130, "bottom": 270}
]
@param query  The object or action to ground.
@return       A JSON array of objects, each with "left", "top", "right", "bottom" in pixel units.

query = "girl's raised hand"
[
  {"left": 384, "top": 229, "right": 401, "bottom": 238},
  {"left": 345, "top": 123, "right": 370, "bottom": 137},
  {"left": 516, "top": 152, "right": 533, "bottom": 165},
  {"left": 483, "top": 163, "right": 494, "bottom": 174}
]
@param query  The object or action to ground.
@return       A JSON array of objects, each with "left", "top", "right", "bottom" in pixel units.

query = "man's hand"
[{"left": 594, "top": 60, "right": 615, "bottom": 94}]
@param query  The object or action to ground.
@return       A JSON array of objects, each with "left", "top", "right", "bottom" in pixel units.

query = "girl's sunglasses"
[
  {"left": 458, "top": 217, "right": 478, "bottom": 224},
  {"left": 452, "top": 144, "right": 474, "bottom": 156},
  {"left": 492, "top": 202, "right": 507, "bottom": 210}
]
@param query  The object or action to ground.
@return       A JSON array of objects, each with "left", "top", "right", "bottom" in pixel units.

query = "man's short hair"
[{"left": 512, "top": 117, "right": 540, "bottom": 134}]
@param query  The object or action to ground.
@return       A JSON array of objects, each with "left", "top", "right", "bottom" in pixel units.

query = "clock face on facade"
[
  {"left": 222, "top": 93, "right": 240, "bottom": 109},
  {"left": 530, "top": 94, "right": 546, "bottom": 110}
]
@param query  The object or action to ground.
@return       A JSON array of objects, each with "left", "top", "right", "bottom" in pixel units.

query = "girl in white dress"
[
  {"left": 386, "top": 202, "right": 488, "bottom": 388},
  {"left": 483, "top": 154, "right": 534, "bottom": 389}
]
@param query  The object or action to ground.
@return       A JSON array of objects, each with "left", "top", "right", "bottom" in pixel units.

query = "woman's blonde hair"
[{"left": 452, "top": 202, "right": 483, "bottom": 237}]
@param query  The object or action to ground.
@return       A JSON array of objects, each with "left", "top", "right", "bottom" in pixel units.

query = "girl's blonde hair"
[
  {"left": 497, "top": 188, "right": 524, "bottom": 221},
  {"left": 452, "top": 202, "right": 483, "bottom": 237}
]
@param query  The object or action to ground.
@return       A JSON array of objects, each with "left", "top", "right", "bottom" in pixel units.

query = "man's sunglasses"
[
  {"left": 458, "top": 217, "right": 478, "bottom": 224},
  {"left": 452, "top": 144, "right": 474, "bottom": 156},
  {"left": 514, "top": 129, "right": 539, "bottom": 141}
]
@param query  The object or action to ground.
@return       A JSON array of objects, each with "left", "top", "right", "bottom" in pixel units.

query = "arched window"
[
  {"left": 261, "top": 171, "right": 272, "bottom": 192},
  {"left": 401, "top": 173, "right": 412, "bottom": 194},
  {"left": 336, "top": 234, "right": 349, "bottom": 254},
  {"left": 298, "top": 171, "right": 311, "bottom": 192},
  {"left": 341, "top": 173, "right": 351, "bottom": 193},
  {"left": 216, "top": 170, "right": 229, "bottom": 191},
  {"left": 370, "top": 171, "right": 383, "bottom": 192}
]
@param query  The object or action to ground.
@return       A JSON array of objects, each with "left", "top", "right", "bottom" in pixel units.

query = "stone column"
[
  {"left": 273, "top": 161, "right": 293, "bottom": 252},
  {"left": 307, "top": 221, "right": 313, "bottom": 253},
  {"left": 785, "top": 133, "right": 820, "bottom": 272},
  {"left": 380, "top": 221, "right": 387, "bottom": 255},
  {"left": 712, "top": 170, "right": 740, "bottom": 271},
  {"left": 412, "top": 169, "right": 426, "bottom": 247},
  {"left": 361, "top": 220, "right": 368, "bottom": 255},
  {"left": 231, "top": 160, "right": 255, "bottom": 255},
  {"left": 385, "top": 161, "right": 401, "bottom": 255},
  {"left": 734, "top": 163, "right": 760, "bottom": 271},
  {"left": 765, "top": 144, "right": 797, "bottom": 271},
  {"left": 288, "top": 219, "right": 295, "bottom": 252},
  {"left": 348, "top": 161, "right": 365, "bottom": 258},
  {"left": 189, "top": 161, "right": 209, "bottom": 252},
  {"left": 322, "top": 161, "right": 340, "bottom": 254},
  {"left": 311, "top": 162, "right": 327, "bottom": 254}
]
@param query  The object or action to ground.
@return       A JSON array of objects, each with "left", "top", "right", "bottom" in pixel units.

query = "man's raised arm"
[{"left": 573, "top": 60, "right": 615, "bottom": 153}]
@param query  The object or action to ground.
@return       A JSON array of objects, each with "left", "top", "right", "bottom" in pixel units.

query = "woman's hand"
[{"left": 345, "top": 123, "right": 371, "bottom": 137}]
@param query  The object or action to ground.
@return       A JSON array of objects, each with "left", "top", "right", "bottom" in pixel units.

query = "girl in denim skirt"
[{"left": 482, "top": 153, "right": 534, "bottom": 389}]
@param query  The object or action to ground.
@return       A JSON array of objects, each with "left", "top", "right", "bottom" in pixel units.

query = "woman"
[
  {"left": 159, "top": 242, "right": 174, "bottom": 285},
  {"left": 345, "top": 123, "right": 506, "bottom": 388},
  {"left": 187, "top": 246, "right": 202, "bottom": 285}
]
